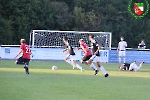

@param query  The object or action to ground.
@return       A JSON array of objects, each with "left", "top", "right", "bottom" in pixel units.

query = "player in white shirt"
[
  {"left": 128, "top": 61, "right": 144, "bottom": 71},
  {"left": 62, "top": 36, "right": 84, "bottom": 71},
  {"left": 117, "top": 36, "right": 127, "bottom": 63},
  {"left": 119, "top": 60, "right": 144, "bottom": 72}
]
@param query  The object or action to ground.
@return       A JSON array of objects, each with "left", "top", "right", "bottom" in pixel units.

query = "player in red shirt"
[
  {"left": 14, "top": 39, "right": 31, "bottom": 74},
  {"left": 79, "top": 39, "right": 92, "bottom": 61},
  {"left": 78, "top": 39, "right": 99, "bottom": 75}
]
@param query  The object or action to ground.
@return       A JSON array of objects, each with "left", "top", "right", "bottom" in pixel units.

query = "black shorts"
[
  {"left": 123, "top": 63, "right": 130, "bottom": 70},
  {"left": 17, "top": 57, "right": 30, "bottom": 65},
  {"left": 82, "top": 55, "right": 92, "bottom": 61}
]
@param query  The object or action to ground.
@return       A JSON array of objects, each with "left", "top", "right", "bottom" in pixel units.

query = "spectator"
[{"left": 138, "top": 40, "right": 146, "bottom": 49}]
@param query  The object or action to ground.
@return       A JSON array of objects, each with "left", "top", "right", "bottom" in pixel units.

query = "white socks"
[
  {"left": 100, "top": 66, "right": 107, "bottom": 75},
  {"left": 66, "top": 59, "right": 73, "bottom": 65},
  {"left": 66, "top": 59, "right": 84, "bottom": 71},
  {"left": 123, "top": 58, "right": 126, "bottom": 63},
  {"left": 76, "top": 64, "right": 84, "bottom": 70},
  {"left": 119, "top": 58, "right": 121, "bottom": 63},
  {"left": 137, "top": 64, "right": 142, "bottom": 70},
  {"left": 119, "top": 57, "right": 126, "bottom": 63},
  {"left": 90, "top": 63, "right": 97, "bottom": 70}
]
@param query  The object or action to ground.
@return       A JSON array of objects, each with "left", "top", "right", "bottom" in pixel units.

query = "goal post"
[{"left": 30, "top": 30, "right": 112, "bottom": 49}]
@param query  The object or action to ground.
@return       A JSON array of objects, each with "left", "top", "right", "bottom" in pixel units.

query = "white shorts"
[
  {"left": 67, "top": 55, "right": 76, "bottom": 61},
  {"left": 90, "top": 55, "right": 100, "bottom": 62},
  {"left": 119, "top": 51, "right": 126, "bottom": 57}
]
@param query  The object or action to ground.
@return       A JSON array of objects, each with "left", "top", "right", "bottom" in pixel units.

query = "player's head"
[
  {"left": 120, "top": 36, "right": 124, "bottom": 41},
  {"left": 89, "top": 34, "right": 94, "bottom": 41},
  {"left": 141, "top": 40, "right": 145, "bottom": 44},
  {"left": 79, "top": 39, "right": 84, "bottom": 44},
  {"left": 20, "top": 39, "right": 26, "bottom": 44}
]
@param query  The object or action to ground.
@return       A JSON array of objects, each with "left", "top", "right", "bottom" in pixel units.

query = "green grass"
[{"left": 0, "top": 60, "right": 150, "bottom": 100}]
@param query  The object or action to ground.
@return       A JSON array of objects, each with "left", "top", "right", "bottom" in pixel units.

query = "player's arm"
[
  {"left": 30, "top": 49, "right": 32, "bottom": 55},
  {"left": 80, "top": 45, "right": 87, "bottom": 53},
  {"left": 14, "top": 49, "right": 23, "bottom": 58},
  {"left": 124, "top": 42, "right": 127, "bottom": 47},
  {"left": 62, "top": 45, "right": 69, "bottom": 53},
  {"left": 117, "top": 43, "right": 120, "bottom": 52},
  {"left": 62, "top": 48, "right": 68, "bottom": 53},
  {"left": 94, "top": 44, "right": 100, "bottom": 55},
  {"left": 74, "top": 47, "right": 83, "bottom": 51},
  {"left": 119, "top": 64, "right": 124, "bottom": 71}
]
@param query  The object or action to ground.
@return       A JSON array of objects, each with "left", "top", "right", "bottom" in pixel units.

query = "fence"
[{"left": 0, "top": 46, "right": 150, "bottom": 63}]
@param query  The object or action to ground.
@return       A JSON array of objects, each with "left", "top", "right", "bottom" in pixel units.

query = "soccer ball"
[{"left": 52, "top": 66, "right": 57, "bottom": 70}]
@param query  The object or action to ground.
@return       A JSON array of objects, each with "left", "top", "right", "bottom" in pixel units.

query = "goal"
[{"left": 29, "top": 30, "right": 112, "bottom": 49}]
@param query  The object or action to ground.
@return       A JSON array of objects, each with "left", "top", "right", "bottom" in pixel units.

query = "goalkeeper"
[{"left": 62, "top": 36, "right": 84, "bottom": 71}]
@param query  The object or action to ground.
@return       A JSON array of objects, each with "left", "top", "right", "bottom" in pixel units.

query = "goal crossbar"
[{"left": 30, "top": 30, "right": 112, "bottom": 49}]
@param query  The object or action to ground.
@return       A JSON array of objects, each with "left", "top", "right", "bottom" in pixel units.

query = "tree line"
[{"left": 0, "top": 0, "right": 150, "bottom": 48}]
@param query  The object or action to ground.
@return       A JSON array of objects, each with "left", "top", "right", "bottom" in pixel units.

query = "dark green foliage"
[{"left": 0, "top": 0, "right": 149, "bottom": 48}]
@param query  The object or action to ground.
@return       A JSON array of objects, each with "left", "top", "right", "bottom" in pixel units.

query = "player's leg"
[
  {"left": 65, "top": 59, "right": 73, "bottom": 65},
  {"left": 15, "top": 57, "right": 29, "bottom": 74},
  {"left": 24, "top": 59, "right": 30, "bottom": 74},
  {"left": 129, "top": 63, "right": 137, "bottom": 71},
  {"left": 126, "top": 66, "right": 130, "bottom": 71},
  {"left": 123, "top": 51, "right": 126, "bottom": 63},
  {"left": 76, "top": 63, "right": 84, "bottom": 71},
  {"left": 86, "top": 57, "right": 92, "bottom": 69},
  {"left": 118, "top": 51, "right": 122, "bottom": 63},
  {"left": 81, "top": 59, "right": 90, "bottom": 70},
  {"left": 71, "top": 55, "right": 84, "bottom": 71},
  {"left": 93, "top": 56, "right": 108, "bottom": 77},
  {"left": 87, "top": 56, "right": 97, "bottom": 70},
  {"left": 65, "top": 55, "right": 73, "bottom": 66},
  {"left": 96, "top": 62, "right": 108, "bottom": 77},
  {"left": 87, "top": 55, "right": 99, "bottom": 75},
  {"left": 63, "top": 51, "right": 73, "bottom": 66},
  {"left": 15, "top": 57, "right": 25, "bottom": 65},
  {"left": 72, "top": 59, "right": 84, "bottom": 71},
  {"left": 87, "top": 55, "right": 97, "bottom": 70},
  {"left": 71, "top": 59, "right": 77, "bottom": 69},
  {"left": 82, "top": 56, "right": 97, "bottom": 72},
  {"left": 135, "top": 61, "right": 144, "bottom": 71},
  {"left": 119, "top": 64, "right": 125, "bottom": 71}
]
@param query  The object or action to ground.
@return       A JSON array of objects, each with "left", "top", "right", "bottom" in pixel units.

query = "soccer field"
[{"left": 0, "top": 60, "right": 150, "bottom": 100}]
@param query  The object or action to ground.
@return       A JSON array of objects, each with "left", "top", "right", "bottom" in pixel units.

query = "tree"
[
  {"left": 0, "top": 0, "right": 55, "bottom": 44},
  {"left": 49, "top": 1, "right": 73, "bottom": 30},
  {"left": 0, "top": 15, "right": 13, "bottom": 44},
  {"left": 0, "top": 0, "right": 150, "bottom": 48}
]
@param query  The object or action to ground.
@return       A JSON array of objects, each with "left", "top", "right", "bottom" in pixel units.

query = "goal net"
[{"left": 30, "top": 30, "right": 112, "bottom": 49}]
